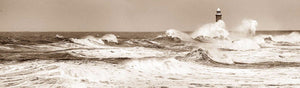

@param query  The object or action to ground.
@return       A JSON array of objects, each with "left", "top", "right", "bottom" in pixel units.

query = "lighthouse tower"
[{"left": 216, "top": 8, "right": 222, "bottom": 22}]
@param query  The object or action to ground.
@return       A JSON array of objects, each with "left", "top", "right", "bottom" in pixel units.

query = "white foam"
[
  {"left": 67, "top": 47, "right": 166, "bottom": 59},
  {"left": 165, "top": 29, "right": 193, "bottom": 41},
  {"left": 125, "top": 58, "right": 194, "bottom": 74},
  {"left": 219, "top": 39, "right": 260, "bottom": 51},
  {"left": 272, "top": 32, "right": 300, "bottom": 43},
  {"left": 0, "top": 46, "right": 13, "bottom": 50},
  {"left": 70, "top": 36, "right": 106, "bottom": 48},
  {"left": 101, "top": 34, "right": 118, "bottom": 43},
  {"left": 191, "top": 20, "right": 229, "bottom": 39},
  {"left": 55, "top": 34, "right": 64, "bottom": 39},
  {"left": 203, "top": 48, "right": 235, "bottom": 64}
]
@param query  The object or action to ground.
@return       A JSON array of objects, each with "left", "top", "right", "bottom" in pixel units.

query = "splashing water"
[
  {"left": 191, "top": 20, "right": 229, "bottom": 40},
  {"left": 164, "top": 29, "right": 194, "bottom": 41},
  {"left": 233, "top": 19, "right": 258, "bottom": 37},
  {"left": 1, "top": 19, "right": 300, "bottom": 88}
]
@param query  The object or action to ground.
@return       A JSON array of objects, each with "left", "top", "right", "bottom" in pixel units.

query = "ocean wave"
[
  {"left": 125, "top": 58, "right": 195, "bottom": 74},
  {"left": 164, "top": 29, "right": 193, "bottom": 41},
  {"left": 101, "top": 34, "right": 118, "bottom": 43},
  {"left": 154, "top": 29, "right": 194, "bottom": 43},
  {"left": 0, "top": 45, "right": 13, "bottom": 50},
  {"left": 68, "top": 34, "right": 119, "bottom": 48},
  {"left": 253, "top": 35, "right": 274, "bottom": 48},
  {"left": 70, "top": 36, "right": 107, "bottom": 48},
  {"left": 191, "top": 20, "right": 229, "bottom": 42},
  {"left": 177, "top": 47, "right": 300, "bottom": 67},
  {"left": 253, "top": 32, "right": 300, "bottom": 46},
  {"left": 67, "top": 47, "right": 166, "bottom": 59},
  {"left": 177, "top": 48, "right": 234, "bottom": 64},
  {"left": 219, "top": 39, "right": 260, "bottom": 51},
  {"left": 272, "top": 32, "right": 300, "bottom": 44},
  {"left": 125, "top": 38, "right": 196, "bottom": 51},
  {"left": 124, "top": 39, "right": 165, "bottom": 48}
]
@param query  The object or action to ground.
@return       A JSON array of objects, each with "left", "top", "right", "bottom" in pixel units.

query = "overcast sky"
[{"left": 0, "top": 0, "right": 299, "bottom": 32}]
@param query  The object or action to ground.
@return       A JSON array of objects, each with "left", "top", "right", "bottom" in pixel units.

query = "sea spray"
[
  {"left": 232, "top": 19, "right": 258, "bottom": 37},
  {"left": 212, "top": 19, "right": 261, "bottom": 51},
  {"left": 166, "top": 29, "right": 193, "bottom": 41},
  {"left": 191, "top": 20, "right": 229, "bottom": 41},
  {"left": 156, "top": 29, "right": 194, "bottom": 42},
  {"left": 186, "top": 19, "right": 260, "bottom": 65}
]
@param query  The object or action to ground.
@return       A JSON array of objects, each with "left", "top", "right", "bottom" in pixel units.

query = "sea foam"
[
  {"left": 165, "top": 29, "right": 193, "bottom": 41},
  {"left": 219, "top": 39, "right": 260, "bottom": 51},
  {"left": 101, "top": 34, "right": 118, "bottom": 43},
  {"left": 155, "top": 29, "right": 193, "bottom": 42},
  {"left": 191, "top": 20, "right": 229, "bottom": 41},
  {"left": 70, "top": 36, "right": 106, "bottom": 48},
  {"left": 272, "top": 32, "right": 300, "bottom": 43}
]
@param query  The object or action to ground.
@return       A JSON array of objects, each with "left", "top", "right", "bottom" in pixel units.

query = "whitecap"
[
  {"left": 101, "top": 34, "right": 118, "bottom": 43},
  {"left": 165, "top": 29, "right": 193, "bottom": 41},
  {"left": 191, "top": 20, "right": 229, "bottom": 41}
]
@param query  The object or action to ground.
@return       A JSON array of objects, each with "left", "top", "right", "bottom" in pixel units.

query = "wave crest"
[
  {"left": 272, "top": 32, "right": 300, "bottom": 43},
  {"left": 70, "top": 36, "right": 106, "bottom": 48},
  {"left": 101, "top": 34, "right": 118, "bottom": 43},
  {"left": 191, "top": 20, "right": 229, "bottom": 42},
  {"left": 177, "top": 48, "right": 234, "bottom": 64},
  {"left": 156, "top": 29, "right": 193, "bottom": 42},
  {"left": 219, "top": 39, "right": 260, "bottom": 51}
]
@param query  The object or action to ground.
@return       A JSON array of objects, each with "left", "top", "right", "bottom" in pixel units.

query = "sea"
[{"left": 0, "top": 29, "right": 299, "bottom": 88}]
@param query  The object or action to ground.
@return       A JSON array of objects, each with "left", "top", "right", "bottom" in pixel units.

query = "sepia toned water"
[{"left": 0, "top": 31, "right": 299, "bottom": 88}]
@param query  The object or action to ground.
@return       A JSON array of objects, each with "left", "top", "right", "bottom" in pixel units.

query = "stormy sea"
[{"left": 0, "top": 20, "right": 300, "bottom": 88}]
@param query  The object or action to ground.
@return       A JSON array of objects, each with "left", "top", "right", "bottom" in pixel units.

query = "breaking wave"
[
  {"left": 70, "top": 36, "right": 106, "bottom": 48},
  {"left": 125, "top": 58, "right": 195, "bottom": 74},
  {"left": 176, "top": 48, "right": 234, "bottom": 64},
  {"left": 219, "top": 39, "right": 260, "bottom": 51},
  {"left": 191, "top": 20, "right": 229, "bottom": 42},
  {"left": 253, "top": 32, "right": 300, "bottom": 47},
  {"left": 0, "top": 45, "right": 13, "bottom": 50},
  {"left": 155, "top": 29, "right": 193, "bottom": 42},
  {"left": 164, "top": 29, "right": 193, "bottom": 41},
  {"left": 101, "top": 34, "right": 118, "bottom": 43},
  {"left": 69, "top": 34, "right": 119, "bottom": 48},
  {"left": 1, "top": 19, "right": 299, "bottom": 67},
  {"left": 272, "top": 32, "right": 300, "bottom": 43}
]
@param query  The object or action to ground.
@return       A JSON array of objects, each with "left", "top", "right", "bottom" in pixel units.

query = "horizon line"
[{"left": 0, "top": 29, "right": 299, "bottom": 32}]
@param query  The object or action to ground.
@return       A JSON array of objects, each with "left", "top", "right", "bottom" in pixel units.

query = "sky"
[{"left": 0, "top": 0, "right": 299, "bottom": 32}]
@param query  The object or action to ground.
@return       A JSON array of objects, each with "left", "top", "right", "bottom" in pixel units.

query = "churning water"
[{"left": 0, "top": 20, "right": 300, "bottom": 87}]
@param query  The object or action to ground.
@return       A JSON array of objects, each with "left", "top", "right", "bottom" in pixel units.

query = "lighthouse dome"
[{"left": 217, "top": 8, "right": 221, "bottom": 11}]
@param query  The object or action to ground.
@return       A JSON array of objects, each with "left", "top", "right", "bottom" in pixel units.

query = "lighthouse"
[{"left": 216, "top": 8, "right": 222, "bottom": 22}]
